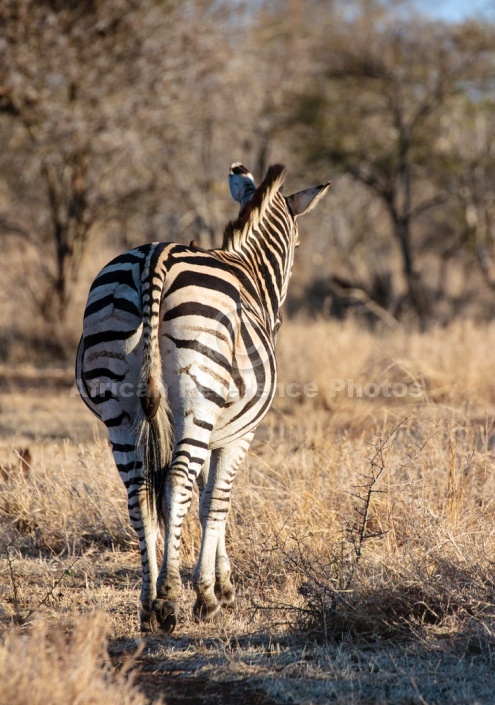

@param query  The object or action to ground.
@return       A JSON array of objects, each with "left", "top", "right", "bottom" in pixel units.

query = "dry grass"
[
  {"left": 0, "top": 441, "right": 134, "bottom": 554},
  {"left": 0, "top": 612, "right": 154, "bottom": 705},
  {"left": 2, "top": 318, "right": 495, "bottom": 703}
]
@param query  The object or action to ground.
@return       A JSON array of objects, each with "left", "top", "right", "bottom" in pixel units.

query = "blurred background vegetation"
[{"left": 2, "top": 0, "right": 495, "bottom": 363}]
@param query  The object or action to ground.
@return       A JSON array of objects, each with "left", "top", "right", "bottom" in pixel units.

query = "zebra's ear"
[{"left": 286, "top": 182, "right": 331, "bottom": 218}]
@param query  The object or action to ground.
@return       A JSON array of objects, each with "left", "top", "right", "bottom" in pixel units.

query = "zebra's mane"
[{"left": 222, "top": 164, "right": 287, "bottom": 251}]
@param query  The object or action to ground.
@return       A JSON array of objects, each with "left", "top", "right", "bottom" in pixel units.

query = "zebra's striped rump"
[{"left": 76, "top": 164, "right": 330, "bottom": 633}]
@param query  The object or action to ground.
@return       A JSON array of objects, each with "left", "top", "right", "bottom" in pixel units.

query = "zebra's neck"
[{"left": 221, "top": 165, "right": 294, "bottom": 331}]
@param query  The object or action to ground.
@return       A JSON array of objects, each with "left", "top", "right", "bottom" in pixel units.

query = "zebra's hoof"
[
  {"left": 193, "top": 598, "right": 221, "bottom": 622},
  {"left": 140, "top": 609, "right": 160, "bottom": 634},
  {"left": 220, "top": 593, "right": 236, "bottom": 609},
  {"left": 216, "top": 586, "right": 236, "bottom": 609},
  {"left": 151, "top": 598, "right": 178, "bottom": 635}
]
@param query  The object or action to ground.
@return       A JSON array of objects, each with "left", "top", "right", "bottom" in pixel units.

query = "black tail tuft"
[{"left": 143, "top": 413, "right": 170, "bottom": 525}]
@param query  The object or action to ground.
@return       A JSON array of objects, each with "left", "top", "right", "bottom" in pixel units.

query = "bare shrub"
[{"left": 245, "top": 415, "right": 495, "bottom": 653}]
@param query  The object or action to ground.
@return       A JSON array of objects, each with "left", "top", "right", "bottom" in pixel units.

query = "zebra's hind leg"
[
  {"left": 214, "top": 521, "right": 235, "bottom": 609},
  {"left": 110, "top": 430, "right": 160, "bottom": 633},
  {"left": 192, "top": 436, "right": 252, "bottom": 621},
  {"left": 196, "top": 453, "right": 233, "bottom": 608},
  {"left": 196, "top": 455, "right": 233, "bottom": 607},
  {"left": 152, "top": 439, "right": 209, "bottom": 634}
]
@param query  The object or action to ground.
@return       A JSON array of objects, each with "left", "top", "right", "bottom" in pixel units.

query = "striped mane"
[{"left": 222, "top": 164, "right": 287, "bottom": 251}]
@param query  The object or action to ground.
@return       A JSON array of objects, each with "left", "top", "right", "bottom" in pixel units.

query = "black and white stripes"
[{"left": 76, "top": 163, "right": 330, "bottom": 633}]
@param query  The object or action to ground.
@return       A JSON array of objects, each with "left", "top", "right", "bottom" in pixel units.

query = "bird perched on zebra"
[
  {"left": 76, "top": 163, "right": 330, "bottom": 634},
  {"left": 227, "top": 162, "right": 256, "bottom": 207}
]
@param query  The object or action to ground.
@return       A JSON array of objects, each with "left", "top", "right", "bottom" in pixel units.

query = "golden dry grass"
[
  {"left": 1, "top": 318, "right": 495, "bottom": 703},
  {"left": 0, "top": 613, "right": 155, "bottom": 705}
]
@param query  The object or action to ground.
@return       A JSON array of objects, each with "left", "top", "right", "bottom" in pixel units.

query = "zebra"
[{"left": 76, "top": 163, "right": 330, "bottom": 633}]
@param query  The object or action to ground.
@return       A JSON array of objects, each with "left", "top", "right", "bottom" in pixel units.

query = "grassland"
[{"left": 1, "top": 318, "right": 495, "bottom": 704}]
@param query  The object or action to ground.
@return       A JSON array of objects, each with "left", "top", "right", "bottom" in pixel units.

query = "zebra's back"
[{"left": 77, "top": 241, "right": 277, "bottom": 446}]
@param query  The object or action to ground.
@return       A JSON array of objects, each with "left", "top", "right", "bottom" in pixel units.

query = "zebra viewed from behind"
[{"left": 76, "top": 163, "right": 330, "bottom": 633}]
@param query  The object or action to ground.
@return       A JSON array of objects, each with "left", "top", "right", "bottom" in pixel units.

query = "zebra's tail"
[{"left": 137, "top": 243, "right": 174, "bottom": 526}]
